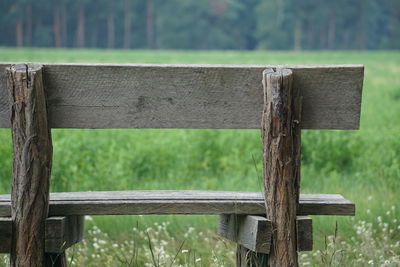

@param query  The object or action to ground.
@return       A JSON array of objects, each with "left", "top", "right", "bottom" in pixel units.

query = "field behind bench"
[{"left": 0, "top": 48, "right": 399, "bottom": 266}]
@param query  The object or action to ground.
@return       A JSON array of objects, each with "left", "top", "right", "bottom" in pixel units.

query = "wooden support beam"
[
  {"left": 219, "top": 215, "right": 272, "bottom": 254},
  {"left": 218, "top": 215, "right": 313, "bottom": 253},
  {"left": 7, "top": 64, "right": 53, "bottom": 267},
  {"left": 262, "top": 68, "right": 302, "bottom": 266},
  {"left": 0, "top": 216, "right": 84, "bottom": 254},
  {"left": 45, "top": 216, "right": 85, "bottom": 253},
  {"left": 297, "top": 216, "right": 313, "bottom": 251},
  {"left": 0, "top": 217, "right": 12, "bottom": 253},
  {"left": 45, "top": 215, "right": 85, "bottom": 267}
]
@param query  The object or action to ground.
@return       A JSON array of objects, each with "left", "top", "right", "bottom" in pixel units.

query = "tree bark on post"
[
  {"left": 7, "top": 64, "right": 53, "bottom": 267},
  {"left": 261, "top": 68, "right": 302, "bottom": 266}
]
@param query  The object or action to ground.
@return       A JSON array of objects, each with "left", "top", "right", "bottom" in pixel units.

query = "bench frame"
[{"left": 0, "top": 63, "right": 363, "bottom": 266}]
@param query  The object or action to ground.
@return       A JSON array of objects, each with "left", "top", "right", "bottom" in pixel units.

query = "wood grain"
[
  {"left": 297, "top": 216, "right": 313, "bottom": 251},
  {"left": 45, "top": 216, "right": 84, "bottom": 253},
  {"left": 44, "top": 215, "right": 84, "bottom": 267},
  {"left": 0, "top": 216, "right": 84, "bottom": 254},
  {"left": 8, "top": 64, "right": 53, "bottom": 267},
  {"left": 0, "top": 63, "right": 364, "bottom": 129},
  {"left": 218, "top": 215, "right": 272, "bottom": 254},
  {"left": 0, "top": 191, "right": 355, "bottom": 216},
  {"left": 0, "top": 218, "right": 12, "bottom": 253},
  {"left": 218, "top": 215, "right": 313, "bottom": 253},
  {"left": 262, "top": 69, "right": 300, "bottom": 266}
]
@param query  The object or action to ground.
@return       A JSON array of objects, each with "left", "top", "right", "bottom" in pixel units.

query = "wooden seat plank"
[
  {"left": 0, "top": 63, "right": 363, "bottom": 129},
  {"left": 0, "top": 191, "right": 355, "bottom": 216}
]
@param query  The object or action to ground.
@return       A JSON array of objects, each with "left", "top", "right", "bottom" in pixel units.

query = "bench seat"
[{"left": 0, "top": 190, "right": 355, "bottom": 216}]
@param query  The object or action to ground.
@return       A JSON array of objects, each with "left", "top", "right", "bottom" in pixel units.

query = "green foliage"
[{"left": 0, "top": 0, "right": 399, "bottom": 49}]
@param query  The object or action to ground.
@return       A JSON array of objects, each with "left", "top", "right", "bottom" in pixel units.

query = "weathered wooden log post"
[
  {"left": 7, "top": 64, "right": 53, "bottom": 267},
  {"left": 261, "top": 68, "right": 302, "bottom": 266}
]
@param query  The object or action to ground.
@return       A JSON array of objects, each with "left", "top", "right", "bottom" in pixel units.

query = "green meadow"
[{"left": 0, "top": 48, "right": 399, "bottom": 266}]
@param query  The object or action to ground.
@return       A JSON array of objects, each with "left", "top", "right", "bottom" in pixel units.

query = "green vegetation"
[
  {"left": 0, "top": 48, "right": 399, "bottom": 266},
  {"left": 2, "top": 0, "right": 400, "bottom": 50}
]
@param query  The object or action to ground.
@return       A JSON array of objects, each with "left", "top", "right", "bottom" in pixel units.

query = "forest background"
[{"left": 1, "top": 0, "right": 399, "bottom": 50}]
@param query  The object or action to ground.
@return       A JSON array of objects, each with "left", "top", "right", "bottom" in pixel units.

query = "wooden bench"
[{"left": 0, "top": 63, "right": 363, "bottom": 266}]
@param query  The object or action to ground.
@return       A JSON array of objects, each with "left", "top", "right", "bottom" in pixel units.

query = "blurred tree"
[
  {"left": 75, "top": 1, "right": 85, "bottom": 48},
  {"left": 123, "top": 0, "right": 133, "bottom": 49},
  {"left": 256, "top": 0, "right": 294, "bottom": 50},
  {"left": 53, "top": 0, "right": 62, "bottom": 47},
  {"left": 382, "top": 0, "right": 400, "bottom": 49},
  {"left": 146, "top": 0, "right": 154, "bottom": 48},
  {"left": 0, "top": 0, "right": 398, "bottom": 50}
]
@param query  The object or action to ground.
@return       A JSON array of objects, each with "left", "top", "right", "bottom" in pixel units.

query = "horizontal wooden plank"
[
  {"left": 0, "top": 63, "right": 363, "bottom": 129},
  {"left": 218, "top": 215, "right": 313, "bottom": 253},
  {"left": 0, "top": 191, "right": 355, "bottom": 216},
  {"left": 0, "top": 216, "right": 84, "bottom": 254}
]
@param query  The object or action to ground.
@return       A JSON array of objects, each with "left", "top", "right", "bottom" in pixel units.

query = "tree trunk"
[
  {"left": 146, "top": 0, "right": 154, "bottom": 49},
  {"left": 261, "top": 68, "right": 302, "bottom": 267},
  {"left": 107, "top": 14, "right": 115, "bottom": 49},
  {"left": 356, "top": 0, "right": 365, "bottom": 49},
  {"left": 25, "top": 4, "right": 32, "bottom": 47},
  {"left": 61, "top": 3, "right": 68, "bottom": 47},
  {"left": 343, "top": 30, "right": 350, "bottom": 49},
  {"left": 306, "top": 22, "right": 314, "bottom": 49},
  {"left": 276, "top": 0, "right": 284, "bottom": 27},
  {"left": 53, "top": 6, "right": 62, "bottom": 47},
  {"left": 76, "top": 4, "right": 85, "bottom": 48},
  {"left": 123, "top": 0, "right": 133, "bottom": 49},
  {"left": 16, "top": 20, "right": 23, "bottom": 48},
  {"left": 319, "top": 25, "right": 325, "bottom": 49},
  {"left": 7, "top": 64, "right": 52, "bottom": 267},
  {"left": 294, "top": 19, "right": 302, "bottom": 51},
  {"left": 327, "top": 17, "right": 336, "bottom": 50},
  {"left": 90, "top": 24, "right": 98, "bottom": 48}
]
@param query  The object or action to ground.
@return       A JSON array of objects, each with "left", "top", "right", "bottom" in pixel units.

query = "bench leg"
[
  {"left": 8, "top": 64, "right": 53, "bottom": 266},
  {"left": 236, "top": 245, "right": 268, "bottom": 267},
  {"left": 262, "top": 68, "right": 302, "bottom": 266}
]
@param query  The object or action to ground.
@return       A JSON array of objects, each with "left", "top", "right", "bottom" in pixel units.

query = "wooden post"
[
  {"left": 261, "top": 68, "right": 302, "bottom": 266},
  {"left": 7, "top": 64, "right": 53, "bottom": 267}
]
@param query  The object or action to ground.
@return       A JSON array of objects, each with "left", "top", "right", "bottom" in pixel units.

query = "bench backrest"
[{"left": 0, "top": 63, "right": 363, "bottom": 129}]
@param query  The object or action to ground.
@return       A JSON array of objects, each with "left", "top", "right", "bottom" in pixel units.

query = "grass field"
[{"left": 0, "top": 48, "right": 399, "bottom": 266}]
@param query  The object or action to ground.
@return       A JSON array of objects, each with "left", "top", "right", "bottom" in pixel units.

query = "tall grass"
[{"left": 0, "top": 49, "right": 399, "bottom": 265}]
